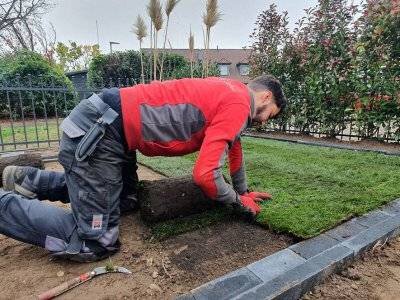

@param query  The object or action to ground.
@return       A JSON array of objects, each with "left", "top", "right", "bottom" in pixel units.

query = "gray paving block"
[
  {"left": 325, "top": 219, "right": 368, "bottom": 241},
  {"left": 354, "top": 210, "right": 391, "bottom": 227},
  {"left": 289, "top": 234, "right": 339, "bottom": 259},
  {"left": 381, "top": 199, "right": 400, "bottom": 216},
  {"left": 175, "top": 294, "right": 195, "bottom": 300},
  {"left": 234, "top": 245, "right": 354, "bottom": 300},
  {"left": 342, "top": 215, "right": 400, "bottom": 255},
  {"left": 191, "top": 267, "right": 262, "bottom": 300},
  {"left": 247, "top": 249, "right": 305, "bottom": 282}
]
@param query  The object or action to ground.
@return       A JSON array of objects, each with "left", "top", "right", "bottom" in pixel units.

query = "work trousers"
[{"left": 0, "top": 90, "right": 138, "bottom": 261}]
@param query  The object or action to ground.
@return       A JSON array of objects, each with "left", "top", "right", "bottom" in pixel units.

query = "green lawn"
[
  {"left": 139, "top": 137, "right": 400, "bottom": 239},
  {"left": 0, "top": 119, "right": 61, "bottom": 150}
]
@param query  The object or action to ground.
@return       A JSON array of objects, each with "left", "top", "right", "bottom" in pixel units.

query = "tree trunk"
[
  {"left": 139, "top": 176, "right": 221, "bottom": 223},
  {"left": 0, "top": 152, "right": 43, "bottom": 186}
]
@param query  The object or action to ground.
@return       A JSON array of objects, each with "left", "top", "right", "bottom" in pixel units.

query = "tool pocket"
[
  {"left": 60, "top": 95, "right": 119, "bottom": 162},
  {"left": 60, "top": 116, "right": 86, "bottom": 139},
  {"left": 75, "top": 120, "right": 106, "bottom": 162}
]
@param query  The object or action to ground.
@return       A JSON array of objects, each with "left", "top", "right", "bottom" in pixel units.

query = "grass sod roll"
[{"left": 139, "top": 137, "right": 400, "bottom": 239}]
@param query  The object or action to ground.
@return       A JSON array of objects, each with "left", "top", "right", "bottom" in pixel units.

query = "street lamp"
[{"left": 109, "top": 41, "right": 120, "bottom": 53}]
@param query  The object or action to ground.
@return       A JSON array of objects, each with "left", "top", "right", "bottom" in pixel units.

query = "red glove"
[{"left": 239, "top": 191, "right": 272, "bottom": 215}]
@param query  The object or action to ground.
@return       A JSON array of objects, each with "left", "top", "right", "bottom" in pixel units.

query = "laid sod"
[{"left": 139, "top": 137, "right": 400, "bottom": 239}]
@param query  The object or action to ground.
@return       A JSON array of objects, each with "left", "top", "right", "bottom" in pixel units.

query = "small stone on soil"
[
  {"left": 149, "top": 283, "right": 162, "bottom": 293},
  {"left": 341, "top": 269, "right": 361, "bottom": 280},
  {"left": 146, "top": 257, "right": 153, "bottom": 267},
  {"left": 56, "top": 271, "right": 64, "bottom": 277},
  {"left": 173, "top": 245, "right": 188, "bottom": 255}
]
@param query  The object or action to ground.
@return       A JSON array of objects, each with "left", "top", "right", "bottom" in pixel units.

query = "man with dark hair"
[
  {"left": 0, "top": 75, "right": 286, "bottom": 262},
  {"left": 248, "top": 75, "right": 287, "bottom": 112}
]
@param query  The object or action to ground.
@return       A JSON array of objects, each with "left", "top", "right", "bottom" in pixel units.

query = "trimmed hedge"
[
  {"left": 0, "top": 51, "right": 75, "bottom": 118},
  {"left": 87, "top": 50, "right": 219, "bottom": 88},
  {"left": 250, "top": 0, "right": 400, "bottom": 141}
]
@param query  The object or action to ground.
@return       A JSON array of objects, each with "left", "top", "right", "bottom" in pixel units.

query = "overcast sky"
[{"left": 43, "top": 0, "right": 319, "bottom": 53}]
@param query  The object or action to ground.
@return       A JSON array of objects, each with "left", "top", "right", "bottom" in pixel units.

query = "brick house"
[
  {"left": 145, "top": 48, "right": 252, "bottom": 84},
  {"left": 66, "top": 48, "right": 252, "bottom": 90}
]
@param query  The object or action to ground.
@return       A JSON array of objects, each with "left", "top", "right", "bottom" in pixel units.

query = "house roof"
[{"left": 143, "top": 48, "right": 251, "bottom": 83}]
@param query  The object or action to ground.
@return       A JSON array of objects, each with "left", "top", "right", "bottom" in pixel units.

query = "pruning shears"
[{"left": 38, "top": 266, "right": 132, "bottom": 300}]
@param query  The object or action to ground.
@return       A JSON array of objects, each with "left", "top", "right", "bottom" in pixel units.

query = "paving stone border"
[
  {"left": 178, "top": 198, "right": 400, "bottom": 300},
  {"left": 243, "top": 132, "right": 400, "bottom": 156}
]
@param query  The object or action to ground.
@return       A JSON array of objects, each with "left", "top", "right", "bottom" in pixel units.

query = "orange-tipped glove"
[{"left": 239, "top": 191, "right": 272, "bottom": 215}]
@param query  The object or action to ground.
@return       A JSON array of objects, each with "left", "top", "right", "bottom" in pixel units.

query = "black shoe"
[{"left": 51, "top": 240, "right": 121, "bottom": 263}]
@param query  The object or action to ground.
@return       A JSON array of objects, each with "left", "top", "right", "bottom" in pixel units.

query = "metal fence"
[
  {"left": 0, "top": 82, "right": 95, "bottom": 152},
  {"left": 264, "top": 117, "right": 400, "bottom": 143},
  {"left": 0, "top": 79, "right": 398, "bottom": 153}
]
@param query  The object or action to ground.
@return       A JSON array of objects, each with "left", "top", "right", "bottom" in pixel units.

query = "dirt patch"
[
  {"left": 45, "top": 161, "right": 165, "bottom": 181},
  {"left": 246, "top": 131, "right": 400, "bottom": 155},
  {"left": 163, "top": 220, "right": 291, "bottom": 290},
  {"left": 303, "top": 237, "right": 400, "bottom": 300},
  {"left": 0, "top": 162, "right": 292, "bottom": 299}
]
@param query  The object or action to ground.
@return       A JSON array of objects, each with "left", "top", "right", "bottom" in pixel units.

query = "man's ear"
[{"left": 262, "top": 90, "right": 273, "bottom": 104}]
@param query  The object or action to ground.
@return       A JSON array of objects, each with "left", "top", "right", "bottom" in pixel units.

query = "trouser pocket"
[{"left": 76, "top": 188, "right": 109, "bottom": 238}]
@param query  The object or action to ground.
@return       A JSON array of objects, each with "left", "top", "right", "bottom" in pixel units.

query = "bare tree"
[
  {"left": 0, "top": 0, "right": 48, "bottom": 31},
  {"left": 0, "top": 0, "right": 49, "bottom": 52},
  {"left": 35, "top": 22, "right": 56, "bottom": 61}
]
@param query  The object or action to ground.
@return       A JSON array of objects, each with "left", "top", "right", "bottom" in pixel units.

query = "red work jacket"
[{"left": 120, "top": 77, "right": 254, "bottom": 204}]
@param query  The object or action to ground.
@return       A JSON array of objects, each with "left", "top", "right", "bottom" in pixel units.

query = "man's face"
[{"left": 253, "top": 91, "right": 281, "bottom": 125}]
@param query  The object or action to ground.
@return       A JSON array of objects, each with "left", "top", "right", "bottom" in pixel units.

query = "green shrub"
[
  {"left": 250, "top": 0, "right": 400, "bottom": 141},
  {"left": 87, "top": 50, "right": 143, "bottom": 87},
  {"left": 0, "top": 51, "right": 75, "bottom": 118},
  {"left": 351, "top": 0, "right": 400, "bottom": 139},
  {"left": 87, "top": 50, "right": 219, "bottom": 88}
]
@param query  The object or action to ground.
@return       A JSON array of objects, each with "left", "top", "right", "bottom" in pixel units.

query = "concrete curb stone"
[
  {"left": 178, "top": 198, "right": 400, "bottom": 300},
  {"left": 289, "top": 234, "right": 340, "bottom": 259},
  {"left": 189, "top": 267, "right": 262, "bottom": 300}
]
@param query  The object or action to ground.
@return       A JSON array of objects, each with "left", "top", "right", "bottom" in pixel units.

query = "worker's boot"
[
  {"left": 3, "top": 165, "right": 69, "bottom": 202},
  {"left": 2, "top": 166, "right": 38, "bottom": 198}
]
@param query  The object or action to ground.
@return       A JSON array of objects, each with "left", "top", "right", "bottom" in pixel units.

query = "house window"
[
  {"left": 218, "top": 64, "right": 230, "bottom": 76},
  {"left": 238, "top": 64, "right": 250, "bottom": 76}
]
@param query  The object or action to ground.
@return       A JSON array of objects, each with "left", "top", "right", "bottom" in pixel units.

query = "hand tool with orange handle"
[{"left": 38, "top": 266, "right": 132, "bottom": 300}]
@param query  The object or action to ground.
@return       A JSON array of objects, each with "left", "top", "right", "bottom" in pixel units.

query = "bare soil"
[
  {"left": 0, "top": 163, "right": 292, "bottom": 299},
  {"left": 303, "top": 237, "right": 400, "bottom": 300}
]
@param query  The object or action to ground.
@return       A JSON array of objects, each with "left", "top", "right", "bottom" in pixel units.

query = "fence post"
[
  {"left": 16, "top": 75, "right": 29, "bottom": 148},
  {"left": 28, "top": 74, "right": 40, "bottom": 148}
]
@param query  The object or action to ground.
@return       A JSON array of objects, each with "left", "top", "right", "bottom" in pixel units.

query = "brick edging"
[{"left": 177, "top": 198, "right": 400, "bottom": 300}]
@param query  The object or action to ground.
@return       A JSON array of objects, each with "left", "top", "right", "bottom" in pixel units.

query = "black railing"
[
  {"left": 263, "top": 116, "right": 400, "bottom": 143},
  {"left": 0, "top": 76, "right": 140, "bottom": 152},
  {"left": 0, "top": 77, "right": 398, "bottom": 152}
]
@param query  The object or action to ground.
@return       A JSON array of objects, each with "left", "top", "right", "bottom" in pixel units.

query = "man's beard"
[{"left": 253, "top": 104, "right": 268, "bottom": 124}]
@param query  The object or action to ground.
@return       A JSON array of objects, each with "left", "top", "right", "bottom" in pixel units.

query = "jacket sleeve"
[
  {"left": 228, "top": 138, "right": 248, "bottom": 195},
  {"left": 192, "top": 102, "right": 249, "bottom": 204}
]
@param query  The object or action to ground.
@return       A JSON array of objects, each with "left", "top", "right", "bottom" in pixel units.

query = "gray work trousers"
[{"left": 0, "top": 93, "right": 138, "bottom": 261}]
